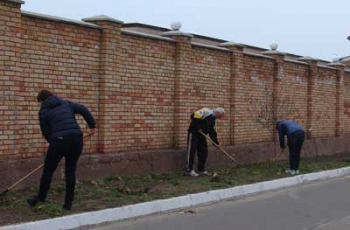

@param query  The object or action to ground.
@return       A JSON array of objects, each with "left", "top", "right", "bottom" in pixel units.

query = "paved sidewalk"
[{"left": 87, "top": 176, "right": 350, "bottom": 230}]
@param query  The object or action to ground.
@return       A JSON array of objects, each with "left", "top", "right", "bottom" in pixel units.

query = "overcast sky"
[{"left": 22, "top": 0, "right": 349, "bottom": 61}]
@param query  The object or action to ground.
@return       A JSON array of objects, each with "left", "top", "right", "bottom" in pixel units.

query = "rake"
[
  {"left": 0, "top": 134, "right": 92, "bottom": 196},
  {"left": 199, "top": 131, "right": 239, "bottom": 164}
]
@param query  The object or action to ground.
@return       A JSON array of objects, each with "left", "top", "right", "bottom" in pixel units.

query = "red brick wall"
[
  {"left": 344, "top": 72, "right": 350, "bottom": 133},
  {"left": 1, "top": 0, "right": 349, "bottom": 164},
  {"left": 0, "top": 0, "right": 23, "bottom": 157},
  {"left": 282, "top": 61, "right": 309, "bottom": 127},
  {"left": 184, "top": 46, "right": 231, "bottom": 147},
  {"left": 18, "top": 15, "right": 101, "bottom": 157},
  {"left": 312, "top": 67, "right": 337, "bottom": 137},
  {"left": 236, "top": 54, "right": 275, "bottom": 144},
  {"left": 117, "top": 34, "right": 176, "bottom": 151}
]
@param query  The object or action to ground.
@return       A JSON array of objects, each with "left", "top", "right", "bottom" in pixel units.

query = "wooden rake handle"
[
  {"left": 274, "top": 148, "right": 286, "bottom": 161},
  {"left": 7, "top": 164, "right": 44, "bottom": 192},
  {"left": 198, "top": 131, "right": 238, "bottom": 164},
  {"left": 1, "top": 134, "right": 92, "bottom": 196}
]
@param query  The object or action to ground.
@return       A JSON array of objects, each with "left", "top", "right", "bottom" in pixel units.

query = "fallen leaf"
[
  {"left": 183, "top": 210, "right": 196, "bottom": 214},
  {"left": 90, "top": 180, "right": 99, "bottom": 186}
]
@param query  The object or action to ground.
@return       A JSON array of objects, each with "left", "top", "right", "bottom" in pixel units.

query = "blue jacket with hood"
[
  {"left": 39, "top": 96, "right": 95, "bottom": 142},
  {"left": 276, "top": 120, "right": 304, "bottom": 148}
]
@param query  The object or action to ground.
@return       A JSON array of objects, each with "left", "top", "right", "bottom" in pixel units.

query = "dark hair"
[{"left": 37, "top": 90, "right": 53, "bottom": 102}]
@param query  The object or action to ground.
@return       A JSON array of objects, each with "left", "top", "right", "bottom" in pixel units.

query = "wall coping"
[
  {"left": 5, "top": 0, "right": 24, "bottom": 4},
  {"left": 121, "top": 29, "right": 176, "bottom": 43},
  {"left": 21, "top": 10, "right": 102, "bottom": 29},
  {"left": 161, "top": 30, "right": 194, "bottom": 38},
  {"left": 285, "top": 59, "right": 309, "bottom": 66},
  {"left": 327, "top": 62, "right": 346, "bottom": 68},
  {"left": 243, "top": 51, "right": 274, "bottom": 60},
  {"left": 14, "top": 8, "right": 336, "bottom": 65},
  {"left": 219, "top": 41, "right": 246, "bottom": 48},
  {"left": 297, "top": 56, "right": 318, "bottom": 62},
  {"left": 262, "top": 50, "right": 287, "bottom": 56},
  {"left": 317, "top": 64, "right": 337, "bottom": 71},
  {"left": 191, "top": 42, "right": 231, "bottom": 52},
  {"left": 82, "top": 15, "right": 123, "bottom": 24}
]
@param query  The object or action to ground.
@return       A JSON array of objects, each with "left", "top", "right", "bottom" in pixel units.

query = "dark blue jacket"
[
  {"left": 39, "top": 96, "right": 95, "bottom": 142},
  {"left": 276, "top": 120, "right": 304, "bottom": 148}
]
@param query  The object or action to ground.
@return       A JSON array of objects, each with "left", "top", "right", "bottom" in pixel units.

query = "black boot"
[{"left": 27, "top": 196, "right": 43, "bottom": 207}]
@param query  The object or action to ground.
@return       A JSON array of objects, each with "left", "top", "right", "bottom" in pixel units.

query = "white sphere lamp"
[
  {"left": 170, "top": 21, "right": 182, "bottom": 31},
  {"left": 269, "top": 41, "right": 278, "bottom": 50}
]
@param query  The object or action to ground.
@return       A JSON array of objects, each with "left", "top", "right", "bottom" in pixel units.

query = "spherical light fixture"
[
  {"left": 170, "top": 21, "right": 182, "bottom": 31},
  {"left": 269, "top": 41, "right": 278, "bottom": 50}
]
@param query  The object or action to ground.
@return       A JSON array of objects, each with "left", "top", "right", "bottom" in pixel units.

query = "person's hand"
[
  {"left": 88, "top": 128, "right": 96, "bottom": 136},
  {"left": 212, "top": 140, "right": 219, "bottom": 147}
]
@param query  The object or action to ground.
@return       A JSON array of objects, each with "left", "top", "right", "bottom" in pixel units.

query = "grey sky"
[{"left": 22, "top": 0, "right": 349, "bottom": 61}]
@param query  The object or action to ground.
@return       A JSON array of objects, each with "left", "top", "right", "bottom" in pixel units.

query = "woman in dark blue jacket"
[
  {"left": 27, "top": 90, "right": 96, "bottom": 211},
  {"left": 276, "top": 120, "right": 305, "bottom": 175}
]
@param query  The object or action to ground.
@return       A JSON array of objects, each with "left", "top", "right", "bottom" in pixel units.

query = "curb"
[{"left": 1, "top": 167, "right": 350, "bottom": 230}]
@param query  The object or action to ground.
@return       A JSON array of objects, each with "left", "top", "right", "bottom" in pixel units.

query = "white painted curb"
[{"left": 1, "top": 166, "right": 350, "bottom": 230}]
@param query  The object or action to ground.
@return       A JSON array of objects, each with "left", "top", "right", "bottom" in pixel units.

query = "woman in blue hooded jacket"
[
  {"left": 276, "top": 120, "right": 305, "bottom": 175},
  {"left": 27, "top": 90, "right": 96, "bottom": 211}
]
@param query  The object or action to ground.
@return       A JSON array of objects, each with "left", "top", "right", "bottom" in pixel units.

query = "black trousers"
[
  {"left": 184, "top": 132, "right": 208, "bottom": 172},
  {"left": 287, "top": 130, "right": 305, "bottom": 170},
  {"left": 37, "top": 135, "right": 83, "bottom": 207}
]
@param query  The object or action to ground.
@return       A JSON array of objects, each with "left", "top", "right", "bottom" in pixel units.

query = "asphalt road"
[{"left": 85, "top": 176, "right": 350, "bottom": 230}]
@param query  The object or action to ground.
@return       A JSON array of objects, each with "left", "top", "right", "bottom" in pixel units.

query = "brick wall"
[
  {"left": 19, "top": 15, "right": 101, "bottom": 157},
  {"left": 1, "top": 0, "right": 350, "bottom": 167},
  {"left": 282, "top": 61, "right": 309, "bottom": 127},
  {"left": 185, "top": 46, "right": 231, "bottom": 146},
  {"left": 312, "top": 67, "right": 337, "bottom": 137},
  {"left": 344, "top": 71, "right": 350, "bottom": 133},
  {"left": 118, "top": 34, "right": 176, "bottom": 151},
  {"left": 237, "top": 54, "right": 274, "bottom": 144},
  {"left": 0, "top": 0, "right": 23, "bottom": 157}
]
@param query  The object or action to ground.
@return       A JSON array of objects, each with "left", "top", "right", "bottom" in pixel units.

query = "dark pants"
[
  {"left": 184, "top": 132, "right": 208, "bottom": 172},
  {"left": 287, "top": 130, "right": 305, "bottom": 170},
  {"left": 38, "top": 135, "right": 83, "bottom": 207}
]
